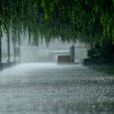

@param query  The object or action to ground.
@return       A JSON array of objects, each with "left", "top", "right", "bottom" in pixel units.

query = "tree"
[
  {"left": 0, "top": 27, "right": 2, "bottom": 65},
  {"left": 0, "top": 0, "right": 114, "bottom": 64}
]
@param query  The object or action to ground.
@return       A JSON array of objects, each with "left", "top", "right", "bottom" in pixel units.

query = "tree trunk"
[
  {"left": 0, "top": 30, "right": 2, "bottom": 69},
  {"left": 13, "top": 40, "right": 16, "bottom": 63},
  {"left": 18, "top": 31, "right": 21, "bottom": 62},
  {"left": 0, "top": 32, "right": 2, "bottom": 64},
  {"left": 7, "top": 30, "right": 11, "bottom": 63}
]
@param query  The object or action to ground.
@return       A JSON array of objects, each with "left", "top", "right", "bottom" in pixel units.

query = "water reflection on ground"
[{"left": 0, "top": 63, "right": 114, "bottom": 114}]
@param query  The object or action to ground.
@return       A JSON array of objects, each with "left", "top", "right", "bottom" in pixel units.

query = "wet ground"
[{"left": 0, "top": 63, "right": 114, "bottom": 114}]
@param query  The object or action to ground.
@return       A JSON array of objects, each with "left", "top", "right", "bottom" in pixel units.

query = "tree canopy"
[{"left": 0, "top": 0, "right": 114, "bottom": 44}]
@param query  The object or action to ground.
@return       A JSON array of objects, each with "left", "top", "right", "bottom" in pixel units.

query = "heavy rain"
[{"left": 0, "top": 0, "right": 114, "bottom": 114}]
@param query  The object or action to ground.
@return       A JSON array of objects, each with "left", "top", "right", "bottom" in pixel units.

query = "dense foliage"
[
  {"left": 0, "top": 0, "right": 114, "bottom": 64},
  {"left": 0, "top": 0, "right": 114, "bottom": 43}
]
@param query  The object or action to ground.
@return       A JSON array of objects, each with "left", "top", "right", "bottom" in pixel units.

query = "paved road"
[{"left": 0, "top": 63, "right": 114, "bottom": 114}]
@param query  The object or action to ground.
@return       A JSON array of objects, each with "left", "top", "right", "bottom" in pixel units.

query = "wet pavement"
[{"left": 0, "top": 63, "right": 114, "bottom": 114}]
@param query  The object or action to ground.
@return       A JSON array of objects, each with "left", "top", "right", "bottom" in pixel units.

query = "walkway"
[{"left": 0, "top": 63, "right": 114, "bottom": 114}]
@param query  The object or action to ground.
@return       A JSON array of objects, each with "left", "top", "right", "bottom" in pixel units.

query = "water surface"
[{"left": 0, "top": 63, "right": 114, "bottom": 114}]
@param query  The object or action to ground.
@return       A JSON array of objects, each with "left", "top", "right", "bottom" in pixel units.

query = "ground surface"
[{"left": 0, "top": 63, "right": 114, "bottom": 114}]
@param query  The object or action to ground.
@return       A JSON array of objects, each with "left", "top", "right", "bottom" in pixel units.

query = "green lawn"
[{"left": 92, "top": 65, "right": 114, "bottom": 75}]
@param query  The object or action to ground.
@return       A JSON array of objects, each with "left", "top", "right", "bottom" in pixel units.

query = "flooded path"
[{"left": 0, "top": 63, "right": 114, "bottom": 114}]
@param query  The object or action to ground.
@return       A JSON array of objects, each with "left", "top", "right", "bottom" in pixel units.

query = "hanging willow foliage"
[{"left": 0, "top": 0, "right": 114, "bottom": 44}]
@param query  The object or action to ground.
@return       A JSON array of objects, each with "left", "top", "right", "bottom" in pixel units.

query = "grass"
[
  {"left": 92, "top": 65, "right": 114, "bottom": 75},
  {"left": 65, "top": 101, "right": 114, "bottom": 113}
]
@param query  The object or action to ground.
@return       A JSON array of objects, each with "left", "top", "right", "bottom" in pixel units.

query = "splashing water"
[{"left": 0, "top": 63, "right": 114, "bottom": 114}]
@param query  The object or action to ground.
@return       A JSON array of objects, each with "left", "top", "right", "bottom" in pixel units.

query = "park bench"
[{"left": 57, "top": 45, "right": 75, "bottom": 63}]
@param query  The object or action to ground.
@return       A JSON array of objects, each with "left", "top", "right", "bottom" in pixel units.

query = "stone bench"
[
  {"left": 57, "top": 45, "right": 75, "bottom": 64},
  {"left": 57, "top": 55, "right": 73, "bottom": 63}
]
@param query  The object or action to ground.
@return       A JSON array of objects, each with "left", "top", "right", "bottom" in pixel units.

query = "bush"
[{"left": 87, "top": 40, "right": 114, "bottom": 64}]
